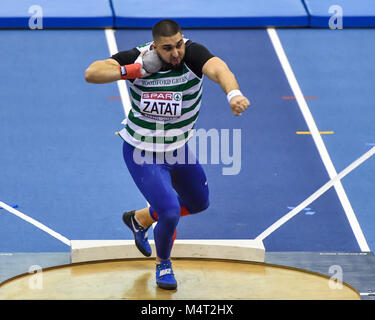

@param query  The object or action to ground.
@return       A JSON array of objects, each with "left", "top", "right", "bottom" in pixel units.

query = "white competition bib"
[{"left": 140, "top": 92, "right": 182, "bottom": 120}]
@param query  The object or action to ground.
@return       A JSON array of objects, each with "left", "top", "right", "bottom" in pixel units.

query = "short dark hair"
[{"left": 152, "top": 19, "right": 181, "bottom": 41}]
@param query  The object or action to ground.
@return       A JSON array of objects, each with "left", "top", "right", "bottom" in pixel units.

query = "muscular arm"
[
  {"left": 202, "top": 57, "right": 250, "bottom": 116},
  {"left": 84, "top": 58, "right": 121, "bottom": 84},
  {"left": 202, "top": 57, "right": 239, "bottom": 93}
]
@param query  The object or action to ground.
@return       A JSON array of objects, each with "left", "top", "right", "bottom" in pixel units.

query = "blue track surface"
[
  {"left": 0, "top": 30, "right": 145, "bottom": 250},
  {"left": 278, "top": 28, "right": 375, "bottom": 251},
  {"left": 0, "top": 28, "right": 373, "bottom": 253}
]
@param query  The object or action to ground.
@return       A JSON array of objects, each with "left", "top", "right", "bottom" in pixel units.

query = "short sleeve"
[
  {"left": 183, "top": 41, "right": 215, "bottom": 78},
  {"left": 110, "top": 48, "right": 140, "bottom": 66}
]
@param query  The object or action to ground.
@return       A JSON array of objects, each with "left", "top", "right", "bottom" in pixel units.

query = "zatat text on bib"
[{"left": 140, "top": 92, "right": 182, "bottom": 121}]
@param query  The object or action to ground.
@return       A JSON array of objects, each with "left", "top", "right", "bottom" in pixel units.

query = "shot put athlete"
[{"left": 85, "top": 19, "right": 250, "bottom": 290}]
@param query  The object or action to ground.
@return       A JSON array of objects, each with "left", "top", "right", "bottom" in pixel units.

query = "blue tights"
[{"left": 122, "top": 141, "right": 209, "bottom": 260}]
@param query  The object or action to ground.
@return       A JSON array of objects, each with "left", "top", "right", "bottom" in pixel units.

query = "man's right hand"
[
  {"left": 134, "top": 50, "right": 152, "bottom": 78},
  {"left": 85, "top": 51, "right": 153, "bottom": 84}
]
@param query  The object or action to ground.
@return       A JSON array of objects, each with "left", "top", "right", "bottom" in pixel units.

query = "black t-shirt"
[{"left": 110, "top": 40, "right": 214, "bottom": 78}]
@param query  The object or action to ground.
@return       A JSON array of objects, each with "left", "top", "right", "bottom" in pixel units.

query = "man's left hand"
[{"left": 230, "top": 95, "right": 250, "bottom": 116}]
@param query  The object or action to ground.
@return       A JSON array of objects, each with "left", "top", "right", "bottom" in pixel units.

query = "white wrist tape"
[{"left": 227, "top": 89, "right": 243, "bottom": 103}]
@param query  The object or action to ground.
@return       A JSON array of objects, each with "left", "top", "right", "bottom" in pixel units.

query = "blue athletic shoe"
[
  {"left": 156, "top": 259, "right": 177, "bottom": 290},
  {"left": 122, "top": 210, "right": 152, "bottom": 257}
]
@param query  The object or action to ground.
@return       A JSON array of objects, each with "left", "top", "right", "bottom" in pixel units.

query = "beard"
[
  {"left": 157, "top": 52, "right": 183, "bottom": 71},
  {"left": 164, "top": 62, "right": 183, "bottom": 71}
]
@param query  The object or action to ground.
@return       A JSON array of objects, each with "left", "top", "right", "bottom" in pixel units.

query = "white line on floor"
[
  {"left": 0, "top": 201, "right": 70, "bottom": 246},
  {"left": 255, "top": 146, "right": 375, "bottom": 242},
  {"left": 265, "top": 28, "right": 370, "bottom": 251}
]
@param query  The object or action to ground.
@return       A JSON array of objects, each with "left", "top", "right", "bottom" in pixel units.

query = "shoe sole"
[
  {"left": 157, "top": 281, "right": 177, "bottom": 290},
  {"left": 122, "top": 211, "right": 152, "bottom": 257}
]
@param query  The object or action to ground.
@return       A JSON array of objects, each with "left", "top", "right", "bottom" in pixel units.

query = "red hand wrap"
[{"left": 119, "top": 63, "right": 142, "bottom": 80}]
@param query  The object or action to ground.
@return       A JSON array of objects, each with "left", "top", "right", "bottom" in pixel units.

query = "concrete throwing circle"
[{"left": 0, "top": 258, "right": 360, "bottom": 300}]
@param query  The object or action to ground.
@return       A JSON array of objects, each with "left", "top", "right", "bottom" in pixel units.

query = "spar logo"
[{"left": 142, "top": 92, "right": 173, "bottom": 100}]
